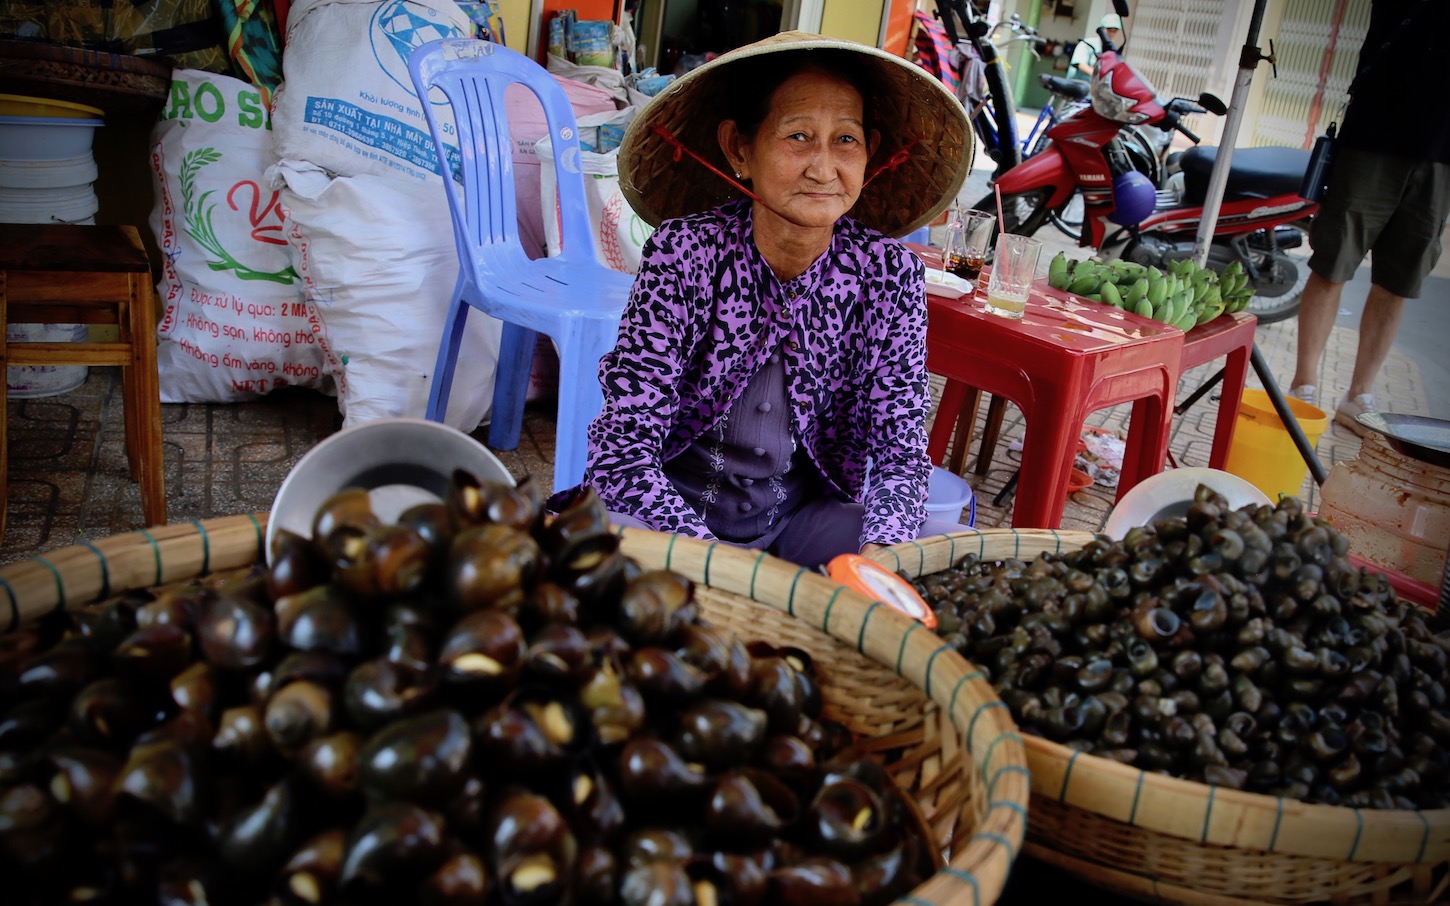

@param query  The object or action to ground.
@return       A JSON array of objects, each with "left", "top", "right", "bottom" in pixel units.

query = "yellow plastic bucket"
[{"left": 1223, "top": 387, "right": 1328, "bottom": 500}]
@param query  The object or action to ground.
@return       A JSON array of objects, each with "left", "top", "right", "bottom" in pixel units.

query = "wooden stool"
[
  {"left": 942, "top": 390, "right": 1009, "bottom": 478},
  {"left": 1, "top": 223, "right": 166, "bottom": 537}
]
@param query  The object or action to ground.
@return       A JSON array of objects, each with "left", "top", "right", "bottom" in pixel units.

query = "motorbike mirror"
[
  {"left": 966, "top": 19, "right": 990, "bottom": 39},
  {"left": 1199, "top": 93, "right": 1229, "bottom": 116},
  {"left": 1112, "top": 0, "right": 1129, "bottom": 16}
]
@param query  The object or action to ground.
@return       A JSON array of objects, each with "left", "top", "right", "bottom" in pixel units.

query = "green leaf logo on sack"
[
  {"left": 179, "top": 148, "right": 298, "bottom": 285},
  {"left": 374, "top": 0, "right": 461, "bottom": 96}
]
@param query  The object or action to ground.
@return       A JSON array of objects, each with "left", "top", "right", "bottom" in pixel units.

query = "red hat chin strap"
[
  {"left": 649, "top": 125, "right": 918, "bottom": 229},
  {"left": 863, "top": 141, "right": 916, "bottom": 187},
  {"left": 652, "top": 124, "right": 766, "bottom": 207}
]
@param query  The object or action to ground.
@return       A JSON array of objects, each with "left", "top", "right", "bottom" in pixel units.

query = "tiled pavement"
[
  {"left": 1, "top": 278, "right": 1429, "bottom": 565},
  {"left": 3, "top": 106, "right": 1443, "bottom": 563}
]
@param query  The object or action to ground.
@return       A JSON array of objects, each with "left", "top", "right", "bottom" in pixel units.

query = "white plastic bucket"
[
  {"left": 0, "top": 154, "right": 97, "bottom": 188},
  {"left": 926, "top": 466, "right": 977, "bottom": 526},
  {"left": 0, "top": 113, "right": 102, "bottom": 395},
  {"left": 6, "top": 323, "right": 89, "bottom": 398},
  {"left": 0, "top": 183, "right": 99, "bottom": 224},
  {"left": 3, "top": 191, "right": 95, "bottom": 388}
]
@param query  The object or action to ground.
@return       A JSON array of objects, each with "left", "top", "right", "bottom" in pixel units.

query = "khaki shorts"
[{"left": 1308, "top": 146, "right": 1450, "bottom": 299}]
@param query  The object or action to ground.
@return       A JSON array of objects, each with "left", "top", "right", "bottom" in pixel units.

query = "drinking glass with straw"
[{"left": 983, "top": 185, "right": 1042, "bottom": 319}]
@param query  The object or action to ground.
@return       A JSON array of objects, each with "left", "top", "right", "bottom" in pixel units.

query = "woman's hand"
[{"left": 860, "top": 543, "right": 884, "bottom": 556}]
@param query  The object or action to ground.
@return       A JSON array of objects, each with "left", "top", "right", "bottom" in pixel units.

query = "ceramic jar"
[{"left": 1319, "top": 432, "right": 1450, "bottom": 589}]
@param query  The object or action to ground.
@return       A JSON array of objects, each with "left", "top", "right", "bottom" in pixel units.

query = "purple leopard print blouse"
[{"left": 581, "top": 199, "right": 932, "bottom": 547}]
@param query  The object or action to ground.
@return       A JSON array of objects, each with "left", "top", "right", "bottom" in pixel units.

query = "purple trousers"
[{"left": 608, "top": 498, "right": 972, "bottom": 569}]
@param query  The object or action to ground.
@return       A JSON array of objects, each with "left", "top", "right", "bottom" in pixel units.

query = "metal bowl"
[
  {"left": 265, "top": 418, "right": 514, "bottom": 565},
  {"left": 1103, "top": 467, "right": 1272, "bottom": 540},
  {"left": 1355, "top": 412, "right": 1450, "bottom": 469}
]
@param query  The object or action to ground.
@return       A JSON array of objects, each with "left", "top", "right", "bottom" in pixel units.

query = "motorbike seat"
[
  {"left": 1180, "top": 146, "right": 1312, "bottom": 206},
  {"left": 1039, "top": 73, "right": 1090, "bottom": 100}
]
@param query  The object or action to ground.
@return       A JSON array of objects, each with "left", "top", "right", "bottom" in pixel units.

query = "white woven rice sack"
[
  {"left": 270, "top": 160, "right": 500, "bottom": 431},
  {"left": 150, "top": 69, "right": 326, "bottom": 403},
  {"left": 271, "top": 0, "right": 472, "bottom": 183}
]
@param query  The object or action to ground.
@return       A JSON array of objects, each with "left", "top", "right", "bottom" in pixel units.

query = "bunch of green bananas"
[{"left": 1045, "top": 253, "right": 1256, "bottom": 330}]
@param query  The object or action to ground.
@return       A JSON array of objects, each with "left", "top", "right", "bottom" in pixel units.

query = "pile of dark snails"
[
  {"left": 0, "top": 473, "right": 938, "bottom": 906},
  {"left": 909, "top": 486, "right": 1450, "bottom": 810}
]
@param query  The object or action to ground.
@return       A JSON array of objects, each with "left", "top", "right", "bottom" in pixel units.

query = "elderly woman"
[{"left": 572, "top": 32, "right": 972, "bottom": 568}]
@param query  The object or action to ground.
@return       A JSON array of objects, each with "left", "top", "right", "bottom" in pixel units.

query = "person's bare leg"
[
  {"left": 1346, "top": 282, "right": 1406, "bottom": 399},
  {"left": 1292, "top": 271, "right": 1344, "bottom": 390}
]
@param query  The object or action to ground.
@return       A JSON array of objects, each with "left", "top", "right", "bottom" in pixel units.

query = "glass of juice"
[
  {"left": 984, "top": 233, "right": 1042, "bottom": 320},
  {"left": 941, "top": 210, "right": 996, "bottom": 289}
]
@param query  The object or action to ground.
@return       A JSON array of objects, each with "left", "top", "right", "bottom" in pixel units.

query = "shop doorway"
[{"left": 629, "top": 0, "right": 783, "bottom": 76}]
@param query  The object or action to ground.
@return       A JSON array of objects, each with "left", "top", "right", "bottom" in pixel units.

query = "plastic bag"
[
  {"left": 0, "top": 2, "right": 53, "bottom": 41},
  {"left": 546, "top": 53, "right": 650, "bottom": 108},
  {"left": 113, "top": 0, "right": 229, "bottom": 71},
  {"left": 536, "top": 107, "right": 654, "bottom": 274}
]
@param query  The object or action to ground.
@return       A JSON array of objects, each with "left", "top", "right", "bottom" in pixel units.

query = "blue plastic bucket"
[{"left": 926, "top": 466, "right": 977, "bottom": 526}]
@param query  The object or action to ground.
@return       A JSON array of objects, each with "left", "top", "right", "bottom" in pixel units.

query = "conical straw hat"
[{"left": 617, "top": 30, "right": 972, "bottom": 238}]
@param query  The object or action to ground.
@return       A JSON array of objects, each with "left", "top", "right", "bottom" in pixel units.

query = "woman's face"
[{"left": 721, "top": 68, "right": 879, "bottom": 231}]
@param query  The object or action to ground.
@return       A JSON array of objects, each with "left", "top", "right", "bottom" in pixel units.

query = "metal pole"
[
  {"left": 1191, "top": 0, "right": 1268, "bottom": 265},
  {"left": 1192, "top": 0, "right": 1328, "bottom": 487},
  {"left": 1251, "top": 346, "right": 1329, "bottom": 486}
]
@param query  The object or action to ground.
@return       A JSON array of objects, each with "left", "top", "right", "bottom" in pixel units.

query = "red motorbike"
[{"left": 982, "top": 26, "right": 1317, "bottom": 323}]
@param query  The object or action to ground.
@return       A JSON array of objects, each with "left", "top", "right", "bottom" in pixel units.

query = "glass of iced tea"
[
  {"left": 940, "top": 210, "right": 996, "bottom": 289},
  {"left": 984, "top": 233, "right": 1042, "bottom": 320}
]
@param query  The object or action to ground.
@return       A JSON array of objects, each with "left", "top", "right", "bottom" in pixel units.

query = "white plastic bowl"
[
  {"left": 0, "top": 115, "right": 104, "bottom": 161},
  {"left": 1102, "top": 466, "right": 1271, "bottom": 540}
]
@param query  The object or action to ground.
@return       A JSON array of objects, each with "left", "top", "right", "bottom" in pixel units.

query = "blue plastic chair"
[{"left": 409, "top": 38, "right": 631, "bottom": 493}]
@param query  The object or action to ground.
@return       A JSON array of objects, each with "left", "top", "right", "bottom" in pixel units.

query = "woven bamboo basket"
[
  {"left": 0, "top": 39, "right": 171, "bottom": 116},
  {"left": 0, "top": 516, "right": 1031, "bottom": 906},
  {"left": 869, "top": 529, "right": 1450, "bottom": 906}
]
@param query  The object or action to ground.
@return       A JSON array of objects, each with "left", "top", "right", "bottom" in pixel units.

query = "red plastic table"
[
  {"left": 940, "top": 310, "right": 1259, "bottom": 477},
  {"left": 919, "top": 253, "right": 1185, "bottom": 529}
]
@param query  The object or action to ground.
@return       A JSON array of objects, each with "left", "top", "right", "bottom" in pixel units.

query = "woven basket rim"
[
  {"left": 615, "top": 527, "right": 1028, "bottom": 905},
  {"left": 867, "top": 530, "right": 1450, "bottom": 866},
  {"left": 0, "top": 38, "right": 174, "bottom": 77},
  {"left": 0, "top": 517, "right": 1032, "bottom": 906},
  {"left": 616, "top": 29, "right": 972, "bottom": 239},
  {"left": 1023, "top": 839, "right": 1450, "bottom": 906}
]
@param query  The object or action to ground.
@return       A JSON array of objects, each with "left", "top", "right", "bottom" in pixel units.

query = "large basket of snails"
[
  {"left": 0, "top": 474, "right": 1029, "bottom": 906},
  {"left": 868, "top": 488, "right": 1450, "bottom": 905}
]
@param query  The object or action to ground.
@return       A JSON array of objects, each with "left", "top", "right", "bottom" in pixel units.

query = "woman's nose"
[{"left": 803, "top": 146, "right": 837, "bottom": 180}]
